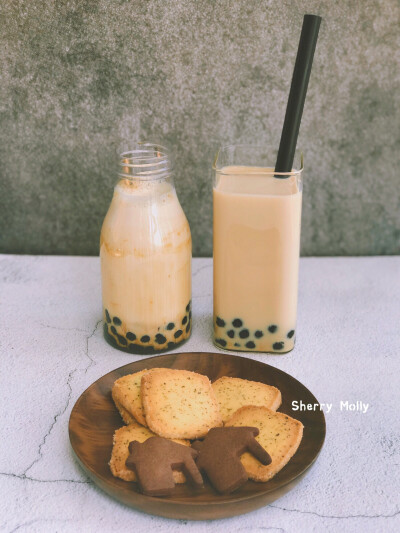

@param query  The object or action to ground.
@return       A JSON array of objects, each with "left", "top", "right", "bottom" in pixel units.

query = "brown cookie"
[
  {"left": 109, "top": 422, "right": 190, "bottom": 483},
  {"left": 125, "top": 436, "right": 204, "bottom": 497},
  {"left": 192, "top": 427, "right": 271, "bottom": 494}
]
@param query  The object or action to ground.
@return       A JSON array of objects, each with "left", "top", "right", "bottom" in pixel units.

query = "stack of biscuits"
[{"left": 109, "top": 368, "right": 303, "bottom": 488}]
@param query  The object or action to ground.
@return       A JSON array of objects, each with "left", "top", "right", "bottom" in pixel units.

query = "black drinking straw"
[{"left": 275, "top": 14, "right": 321, "bottom": 177}]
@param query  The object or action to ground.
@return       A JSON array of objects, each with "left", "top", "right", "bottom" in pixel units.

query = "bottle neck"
[{"left": 118, "top": 143, "right": 173, "bottom": 183}]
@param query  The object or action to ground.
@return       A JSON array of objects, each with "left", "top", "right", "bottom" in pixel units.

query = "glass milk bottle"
[
  {"left": 213, "top": 145, "right": 303, "bottom": 353},
  {"left": 100, "top": 143, "right": 192, "bottom": 354}
]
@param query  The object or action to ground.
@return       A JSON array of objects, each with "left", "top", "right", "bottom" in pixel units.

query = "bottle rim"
[{"left": 119, "top": 142, "right": 173, "bottom": 180}]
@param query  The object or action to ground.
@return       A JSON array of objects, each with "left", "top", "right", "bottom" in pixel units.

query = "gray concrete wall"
[{"left": 0, "top": 0, "right": 399, "bottom": 256}]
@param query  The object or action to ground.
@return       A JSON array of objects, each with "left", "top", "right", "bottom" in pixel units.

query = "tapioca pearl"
[
  {"left": 166, "top": 322, "right": 175, "bottom": 330},
  {"left": 140, "top": 335, "right": 150, "bottom": 343},
  {"left": 117, "top": 334, "right": 127, "bottom": 346},
  {"left": 185, "top": 322, "right": 191, "bottom": 334},
  {"left": 268, "top": 325, "right": 278, "bottom": 333},
  {"left": 111, "top": 325, "right": 117, "bottom": 335},
  {"left": 155, "top": 333, "right": 167, "bottom": 344},
  {"left": 168, "top": 341, "right": 175, "bottom": 349},
  {"left": 227, "top": 330, "right": 235, "bottom": 338},
  {"left": 128, "top": 343, "right": 137, "bottom": 352},
  {"left": 186, "top": 301, "right": 191, "bottom": 312},
  {"left": 189, "top": 310, "right": 192, "bottom": 320},
  {"left": 232, "top": 318, "right": 243, "bottom": 328},
  {"left": 246, "top": 341, "right": 256, "bottom": 349},
  {"left": 239, "top": 329, "right": 249, "bottom": 339},
  {"left": 255, "top": 330, "right": 263, "bottom": 338},
  {"left": 215, "top": 338, "right": 227, "bottom": 347},
  {"left": 234, "top": 342, "right": 240, "bottom": 347},
  {"left": 273, "top": 341, "right": 284, "bottom": 350},
  {"left": 126, "top": 332, "right": 136, "bottom": 341},
  {"left": 113, "top": 316, "right": 122, "bottom": 326},
  {"left": 105, "top": 309, "right": 111, "bottom": 323},
  {"left": 182, "top": 316, "right": 188, "bottom": 325},
  {"left": 287, "top": 330, "right": 295, "bottom": 339},
  {"left": 174, "top": 329, "right": 183, "bottom": 339},
  {"left": 216, "top": 316, "right": 225, "bottom": 327}
]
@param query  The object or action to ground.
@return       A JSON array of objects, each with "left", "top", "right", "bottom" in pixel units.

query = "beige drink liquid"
[
  {"left": 213, "top": 165, "right": 302, "bottom": 353},
  {"left": 100, "top": 146, "right": 192, "bottom": 354}
]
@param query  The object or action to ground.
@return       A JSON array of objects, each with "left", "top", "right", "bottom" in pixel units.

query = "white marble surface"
[{"left": 0, "top": 255, "right": 399, "bottom": 533}]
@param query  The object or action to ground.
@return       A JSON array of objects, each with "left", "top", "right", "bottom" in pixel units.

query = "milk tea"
[
  {"left": 100, "top": 147, "right": 192, "bottom": 354},
  {"left": 213, "top": 166, "right": 302, "bottom": 353}
]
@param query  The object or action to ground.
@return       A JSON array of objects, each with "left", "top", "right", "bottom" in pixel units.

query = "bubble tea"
[
  {"left": 100, "top": 144, "right": 192, "bottom": 354},
  {"left": 213, "top": 146, "right": 303, "bottom": 353}
]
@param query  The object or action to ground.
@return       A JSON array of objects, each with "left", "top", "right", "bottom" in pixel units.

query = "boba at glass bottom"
[
  {"left": 213, "top": 315, "right": 296, "bottom": 354},
  {"left": 103, "top": 301, "right": 192, "bottom": 355}
]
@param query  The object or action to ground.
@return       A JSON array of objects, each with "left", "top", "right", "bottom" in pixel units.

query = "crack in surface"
[
  {"left": 9, "top": 517, "right": 76, "bottom": 533},
  {"left": 84, "top": 319, "right": 102, "bottom": 373},
  {"left": 0, "top": 471, "right": 90, "bottom": 485},
  {"left": 270, "top": 503, "right": 400, "bottom": 520},
  {"left": 22, "top": 319, "right": 101, "bottom": 477},
  {"left": 39, "top": 323, "right": 89, "bottom": 333},
  {"left": 192, "top": 262, "right": 212, "bottom": 278},
  {"left": 22, "top": 368, "right": 77, "bottom": 477}
]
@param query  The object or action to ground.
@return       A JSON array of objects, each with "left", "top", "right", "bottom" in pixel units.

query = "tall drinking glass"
[{"left": 213, "top": 145, "right": 303, "bottom": 353}]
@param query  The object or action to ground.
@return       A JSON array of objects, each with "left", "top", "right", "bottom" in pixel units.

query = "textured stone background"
[{"left": 0, "top": 0, "right": 399, "bottom": 256}]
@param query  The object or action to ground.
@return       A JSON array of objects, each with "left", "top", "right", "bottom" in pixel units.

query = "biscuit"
[
  {"left": 112, "top": 369, "right": 152, "bottom": 426},
  {"left": 112, "top": 398, "right": 136, "bottom": 425},
  {"left": 225, "top": 406, "right": 303, "bottom": 482},
  {"left": 212, "top": 376, "right": 281, "bottom": 422},
  {"left": 109, "top": 422, "right": 189, "bottom": 483},
  {"left": 141, "top": 368, "right": 223, "bottom": 439}
]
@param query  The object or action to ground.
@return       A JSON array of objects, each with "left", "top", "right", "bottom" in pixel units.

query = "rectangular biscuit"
[
  {"left": 109, "top": 422, "right": 189, "bottom": 483},
  {"left": 225, "top": 405, "right": 303, "bottom": 482},
  {"left": 112, "top": 369, "right": 152, "bottom": 426},
  {"left": 212, "top": 376, "right": 281, "bottom": 422},
  {"left": 141, "top": 368, "right": 223, "bottom": 439}
]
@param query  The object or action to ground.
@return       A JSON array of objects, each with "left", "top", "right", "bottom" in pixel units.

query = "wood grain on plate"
[{"left": 68, "top": 352, "right": 325, "bottom": 520}]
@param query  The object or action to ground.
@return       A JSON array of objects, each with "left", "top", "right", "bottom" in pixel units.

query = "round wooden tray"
[{"left": 69, "top": 352, "right": 325, "bottom": 519}]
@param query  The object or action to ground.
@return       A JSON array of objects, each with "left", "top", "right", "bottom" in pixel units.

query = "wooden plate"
[{"left": 69, "top": 352, "right": 325, "bottom": 519}]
